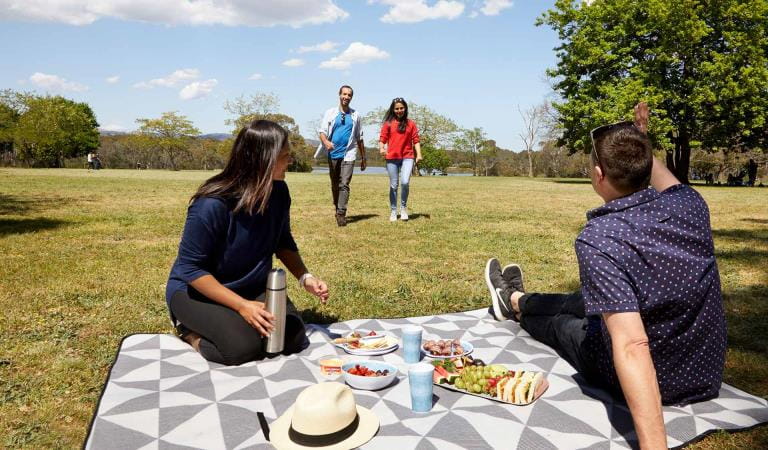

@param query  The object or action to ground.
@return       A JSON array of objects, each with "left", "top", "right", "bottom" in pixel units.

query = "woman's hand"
[
  {"left": 415, "top": 154, "right": 423, "bottom": 164},
  {"left": 237, "top": 301, "right": 276, "bottom": 337},
  {"left": 304, "top": 277, "right": 329, "bottom": 304}
]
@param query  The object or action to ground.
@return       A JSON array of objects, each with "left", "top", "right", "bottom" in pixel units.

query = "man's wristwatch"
[{"left": 299, "top": 273, "right": 315, "bottom": 288}]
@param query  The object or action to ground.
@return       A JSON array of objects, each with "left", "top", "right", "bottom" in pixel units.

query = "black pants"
[
  {"left": 169, "top": 290, "right": 309, "bottom": 366},
  {"left": 518, "top": 291, "right": 601, "bottom": 382}
]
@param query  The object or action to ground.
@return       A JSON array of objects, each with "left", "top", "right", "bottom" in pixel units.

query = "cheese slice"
[
  {"left": 526, "top": 373, "right": 544, "bottom": 403},
  {"left": 514, "top": 372, "right": 535, "bottom": 405},
  {"left": 503, "top": 371, "right": 523, "bottom": 403}
]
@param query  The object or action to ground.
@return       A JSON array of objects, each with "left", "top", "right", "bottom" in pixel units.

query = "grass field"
[{"left": 1, "top": 168, "right": 766, "bottom": 448}]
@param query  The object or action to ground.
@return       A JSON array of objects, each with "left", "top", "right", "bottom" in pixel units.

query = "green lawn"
[{"left": 1, "top": 168, "right": 766, "bottom": 448}]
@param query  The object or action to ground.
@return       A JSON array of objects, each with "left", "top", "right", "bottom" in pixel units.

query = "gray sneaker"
[
  {"left": 501, "top": 264, "right": 525, "bottom": 293},
  {"left": 485, "top": 258, "right": 513, "bottom": 321}
]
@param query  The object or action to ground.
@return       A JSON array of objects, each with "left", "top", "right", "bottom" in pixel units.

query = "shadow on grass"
[
  {"left": 714, "top": 228, "right": 768, "bottom": 263},
  {"left": 301, "top": 307, "right": 340, "bottom": 325},
  {"left": 724, "top": 284, "right": 768, "bottom": 356},
  {"left": 407, "top": 213, "right": 431, "bottom": 221},
  {"left": 345, "top": 214, "right": 378, "bottom": 224},
  {"left": 0, "top": 193, "right": 75, "bottom": 216},
  {"left": 549, "top": 179, "right": 591, "bottom": 185},
  {"left": 0, "top": 194, "right": 34, "bottom": 215},
  {"left": 741, "top": 218, "right": 768, "bottom": 225},
  {"left": 0, "top": 217, "right": 69, "bottom": 237}
]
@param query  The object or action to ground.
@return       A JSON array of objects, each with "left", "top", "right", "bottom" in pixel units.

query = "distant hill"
[
  {"left": 305, "top": 138, "right": 320, "bottom": 147},
  {"left": 99, "top": 129, "right": 129, "bottom": 136},
  {"left": 99, "top": 130, "right": 232, "bottom": 141},
  {"left": 200, "top": 133, "right": 232, "bottom": 141}
]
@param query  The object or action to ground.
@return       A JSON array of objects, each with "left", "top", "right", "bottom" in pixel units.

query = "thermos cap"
[{"left": 267, "top": 268, "right": 286, "bottom": 291}]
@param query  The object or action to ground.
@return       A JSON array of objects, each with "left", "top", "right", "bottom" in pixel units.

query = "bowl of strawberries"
[{"left": 342, "top": 360, "right": 398, "bottom": 391}]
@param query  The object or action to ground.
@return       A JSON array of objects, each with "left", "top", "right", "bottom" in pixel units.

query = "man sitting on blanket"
[{"left": 485, "top": 102, "right": 726, "bottom": 449}]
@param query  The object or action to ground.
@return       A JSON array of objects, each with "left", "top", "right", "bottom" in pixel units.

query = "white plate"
[
  {"left": 422, "top": 340, "right": 474, "bottom": 359},
  {"left": 334, "top": 334, "right": 399, "bottom": 356},
  {"left": 342, "top": 344, "right": 399, "bottom": 356}
]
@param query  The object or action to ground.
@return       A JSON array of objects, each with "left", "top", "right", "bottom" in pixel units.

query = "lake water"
[{"left": 311, "top": 166, "right": 473, "bottom": 176}]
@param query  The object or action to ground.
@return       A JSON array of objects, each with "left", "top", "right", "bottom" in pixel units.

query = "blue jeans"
[{"left": 386, "top": 158, "right": 414, "bottom": 210}]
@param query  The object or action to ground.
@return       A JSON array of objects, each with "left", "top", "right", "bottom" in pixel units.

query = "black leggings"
[{"left": 169, "top": 290, "right": 309, "bottom": 366}]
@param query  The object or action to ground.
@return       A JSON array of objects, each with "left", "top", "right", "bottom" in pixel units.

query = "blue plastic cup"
[
  {"left": 402, "top": 325, "right": 422, "bottom": 364},
  {"left": 408, "top": 363, "right": 434, "bottom": 412}
]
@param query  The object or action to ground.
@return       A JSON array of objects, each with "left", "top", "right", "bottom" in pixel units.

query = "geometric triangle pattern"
[{"left": 85, "top": 309, "right": 768, "bottom": 449}]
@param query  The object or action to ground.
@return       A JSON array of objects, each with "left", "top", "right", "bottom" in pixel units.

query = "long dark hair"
[
  {"left": 191, "top": 120, "right": 288, "bottom": 215},
  {"left": 383, "top": 97, "right": 408, "bottom": 133}
]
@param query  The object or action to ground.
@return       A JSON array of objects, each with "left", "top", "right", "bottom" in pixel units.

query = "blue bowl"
[{"left": 342, "top": 360, "right": 398, "bottom": 390}]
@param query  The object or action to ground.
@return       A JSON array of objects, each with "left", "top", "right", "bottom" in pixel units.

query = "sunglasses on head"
[
  {"left": 393, "top": 97, "right": 405, "bottom": 103},
  {"left": 589, "top": 120, "right": 634, "bottom": 169}
]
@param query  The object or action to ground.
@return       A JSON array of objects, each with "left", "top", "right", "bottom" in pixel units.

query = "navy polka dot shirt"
[{"left": 576, "top": 184, "right": 726, "bottom": 405}]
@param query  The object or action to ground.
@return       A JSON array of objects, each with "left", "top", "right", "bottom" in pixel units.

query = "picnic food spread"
[
  {"left": 423, "top": 339, "right": 465, "bottom": 356},
  {"left": 319, "top": 357, "right": 343, "bottom": 376},
  {"left": 333, "top": 331, "right": 399, "bottom": 355},
  {"left": 432, "top": 357, "right": 546, "bottom": 405},
  {"left": 346, "top": 364, "right": 391, "bottom": 377}
]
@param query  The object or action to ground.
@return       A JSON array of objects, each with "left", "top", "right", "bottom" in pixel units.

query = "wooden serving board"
[{"left": 433, "top": 375, "right": 549, "bottom": 406}]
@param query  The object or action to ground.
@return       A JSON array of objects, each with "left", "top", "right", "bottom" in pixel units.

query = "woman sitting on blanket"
[{"left": 165, "top": 119, "right": 329, "bottom": 365}]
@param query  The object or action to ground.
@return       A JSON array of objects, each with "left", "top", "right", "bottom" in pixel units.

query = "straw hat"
[{"left": 270, "top": 382, "right": 379, "bottom": 449}]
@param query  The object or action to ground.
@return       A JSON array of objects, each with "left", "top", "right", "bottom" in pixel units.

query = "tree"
[
  {"left": 419, "top": 145, "right": 451, "bottom": 175},
  {"left": 224, "top": 93, "right": 312, "bottom": 172},
  {"left": 518, "top": 104, "right": 547, "bottom": 177},
  {"left": 478, "top": 139, "right": 500, "bottom": 176},
  {"left": 136, "top": 111, "right": 200, "bottom": 171},
  {"left": 538, "top": 0, "right": 768, "bottom": 183},
  {"left": 13, "top": 95, "right": 99, "bottom": 167},
  {"left": 453, "top": 128, "right": 487, "bottom": 176}
]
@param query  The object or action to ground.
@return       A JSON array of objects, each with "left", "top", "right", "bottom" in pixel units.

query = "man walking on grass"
[
  {"left": 315, "top": 85, "right": 366, "bottom": 227},
  {"left": 485, "top": 103, "right": 726, "bottom": 449}
]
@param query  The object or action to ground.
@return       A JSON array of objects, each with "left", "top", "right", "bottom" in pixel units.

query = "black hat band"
[{"left": 288, "top": 413, "right": 360, "bottom": 447}]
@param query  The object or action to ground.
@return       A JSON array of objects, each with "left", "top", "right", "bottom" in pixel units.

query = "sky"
[{"left": 0, "top": 0, "right": 560, "bottom": 150}]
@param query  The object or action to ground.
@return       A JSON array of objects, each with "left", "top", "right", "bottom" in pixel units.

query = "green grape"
[
  {"left": 472, "top": 384, "right": 482, "bottom": 393},
  {"left": 454, "top": 379, "right": 465, "bottom": 390},
  {"left": 479, "top": 379, "right": 487, "bottom": 387}
]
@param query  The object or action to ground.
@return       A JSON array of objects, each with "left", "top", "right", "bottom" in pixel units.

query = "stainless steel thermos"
[{"left": 264, "top": 268, "right": 287, "bottom": 353}]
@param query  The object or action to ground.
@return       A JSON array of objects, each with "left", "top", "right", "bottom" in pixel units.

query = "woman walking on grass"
[
  {"left": 379, "top": 97, "right": 422, "bottom": 221},
  {"left": 165, "top": 120, "right": 329, "bottom": 365}
]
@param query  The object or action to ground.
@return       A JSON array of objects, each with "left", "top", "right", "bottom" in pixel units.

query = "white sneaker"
[
  {"left": 389, "top": 210, "right": 397, "bottom": 222},
  {"left": 400, "top": 207, "right": 409, "bottom": 221}
]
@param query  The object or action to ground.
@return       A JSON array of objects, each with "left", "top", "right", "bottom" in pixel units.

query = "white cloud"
[
  {"left": 248, "top": 73, "right": 263, "bottom": 80},
  {"left": 29, "top": 72, "right": 88, "bottom": 92},
  {"left": 480, "top": 0, "right": 512, "bottom": 16},
  {"left": 297, "top": 40, "right": 339, "bottom": 53},
  {"left": 376, "top": 0, "right": 464, "bottom": 24},
  {"left": 282, "top": 58, "right": 305, "bottom": 67},
  {"left": 105, "top": 75, "right": 120, "bottom": 84},
  {"left": 319, "top": 42, "right": 390, "bottom": 70},
  {"left": 179, "top": 79, "right": 217, "bottom": 100},
  {"left": 0, "top": 0, "right": 349, "bottom": 27},
  {"left": 133, "top": 68, "right": 199, "bottom": 89}
]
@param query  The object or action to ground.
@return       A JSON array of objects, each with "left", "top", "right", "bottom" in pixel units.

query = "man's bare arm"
[
  {"left": 634, "top": 102, "right": 680, "bottom": 192},
  {"left": 604, "top": 311, "right": 667, "bottom": 449},
  {"left": 319, "top": 132, "right": 334, "bottom": 150}
]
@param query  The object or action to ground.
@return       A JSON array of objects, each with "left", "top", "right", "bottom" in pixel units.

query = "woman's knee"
[{"left": 218, "top": 338, "right": 265, "bottom": 366}]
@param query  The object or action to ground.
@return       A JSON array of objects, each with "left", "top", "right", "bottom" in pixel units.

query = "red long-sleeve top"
[{"left": 380, "top": 119, "right": 419, "bottom": 159}]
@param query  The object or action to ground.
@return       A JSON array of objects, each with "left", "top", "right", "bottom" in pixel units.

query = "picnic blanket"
[{"left": 86, "top": 309, "right": 768, "bottom": 449}]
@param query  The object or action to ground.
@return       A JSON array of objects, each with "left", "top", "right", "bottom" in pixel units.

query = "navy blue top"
[
  {"left": 575, "top": 185, "right": 726, "bottom": 405},
  {"left": 165, "top": 180, "right": 298, "bottom": 307}
]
